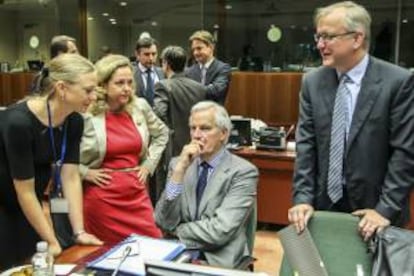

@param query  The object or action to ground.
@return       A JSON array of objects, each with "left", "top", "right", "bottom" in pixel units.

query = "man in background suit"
[
  {"left": 153, "top": 46, "right": 207, "bottom": 202},
  {"left": 154, "top": 45, "right": 207, "bottom": 158},
  {"left": 185, "top": 30, "right": 231, "bottom": 105},
  {"left": 155, "top": 101, "right": 258, "bottom": 268},
  {"left": 288, "top": 1, "right": 414, "bottom": 241},
  {"left": 31, "top": 35, "right": 79, "bottom": 94},
  {"left": 132, "top": 37, "right": 164, "bottom": 106},
  {"left": 50, "top": 35, "right": 78, "bottom": 58}
]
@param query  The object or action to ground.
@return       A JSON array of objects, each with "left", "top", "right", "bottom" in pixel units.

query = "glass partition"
[
  {"left": 0, "top": 0, "right": 413, "bottom": 71},
  {"left": 0, "top": 0, "right": 79, "bottom": 70}
]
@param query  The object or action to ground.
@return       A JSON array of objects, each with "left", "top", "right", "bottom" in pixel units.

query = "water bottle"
[{"left": 32, "top": 241, "right": 54, "bottom": 276}]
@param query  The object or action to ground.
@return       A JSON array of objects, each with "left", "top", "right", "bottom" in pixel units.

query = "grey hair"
[
  {"left": 314, "top": 1, "right": 371, "bottom": 49},
  {"left": 191, "top": 101, "right": 232, "bottom": 142}
]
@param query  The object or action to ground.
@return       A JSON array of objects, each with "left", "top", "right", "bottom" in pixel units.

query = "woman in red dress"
[{"left": 79, "top": 54, "right": 169, "bottom": 243}]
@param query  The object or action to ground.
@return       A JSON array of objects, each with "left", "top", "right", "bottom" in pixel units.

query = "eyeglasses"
[{"left": 314, "top": 31, "right": 357, "bottom": 43}]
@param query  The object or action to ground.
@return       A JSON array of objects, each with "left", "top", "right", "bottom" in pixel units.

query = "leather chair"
[{"left": 279, "top": 211, "right": 372, "bottom": 276}]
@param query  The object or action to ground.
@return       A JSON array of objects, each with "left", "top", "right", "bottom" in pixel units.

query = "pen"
[{"left": 111, "top": 245, "right": 132, "bottom": 276}]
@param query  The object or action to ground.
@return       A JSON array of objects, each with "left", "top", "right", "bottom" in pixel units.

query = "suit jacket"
[
  {"left": 185, "top": 59, "right": 231, "bottom": 105},
  {"left": 132, "top": 62, "right": 165, "bottom": 105},
  {"left": 79, "top": 97, "right": 169, "bottom": 178},
  {"left": 153, "top": 73, "right": 207, "bottom": 158},
  {"left": 293, "top": 56, "right": 414, "bottom": 226},
  {"left": 155, "top": 150, "right": 258, "bottom": 268}
]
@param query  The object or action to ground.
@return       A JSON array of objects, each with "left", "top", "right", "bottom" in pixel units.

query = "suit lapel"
[
  {"left": 319, "top": 68, "right": 338, "bottom": 119},
  {"left": 197, "top": 151, "right": 231, "bottom": 217},
  {"left": 93, "top": 113, "right": 107, "bottom": 160},
  {"left": 184, "top": 161, "right": 198, "bottom": 220},
  {"left": 346, "top": 57, "right": 382, "bottom": 155},
  {"left": 206, "top": 59, "right": 217, "bottom": 84},
  {"left": 134, "top": 68, "right": 145, "bottom": 96}
]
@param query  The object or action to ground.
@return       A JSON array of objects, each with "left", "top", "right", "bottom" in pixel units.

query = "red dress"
[{"left": 83, "top": 112, "right": 162, "bottom": 243}]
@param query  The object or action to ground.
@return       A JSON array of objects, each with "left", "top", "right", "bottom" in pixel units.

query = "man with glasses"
[{"left": 288, "top": 1, "right": 414, "bottom": 241}]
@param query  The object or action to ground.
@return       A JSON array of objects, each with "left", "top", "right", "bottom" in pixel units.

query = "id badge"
[{"left": 50, "top": 197, "right": 69, "bottom": 213}]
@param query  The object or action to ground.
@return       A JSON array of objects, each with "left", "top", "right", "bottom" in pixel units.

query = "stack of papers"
[{"left": 87, "top": 234, "right": 186, "bottom": 275}]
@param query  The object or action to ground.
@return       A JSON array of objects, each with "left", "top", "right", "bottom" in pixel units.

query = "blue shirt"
[{"left": 165, "top": 147, "right": 226, "bottom": 200}]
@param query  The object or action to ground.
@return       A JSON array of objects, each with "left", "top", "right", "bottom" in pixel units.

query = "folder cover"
[
  {"left": 87, "top": 234, "right": 186, "bottom": 275},
  {"left": 279, "top": 225, "right": 328, "bottom": 276}
]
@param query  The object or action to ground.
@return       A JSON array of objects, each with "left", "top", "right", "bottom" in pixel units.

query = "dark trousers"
[{"left": 0, "top": 207, "right": 39, "bottom": 270}]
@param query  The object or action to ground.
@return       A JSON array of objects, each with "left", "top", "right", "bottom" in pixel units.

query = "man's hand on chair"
[
  {"left": 352, "top": 209, "right": 390, "bottom": 241},
  {"left": 288, "top": 204, "right": 314, "bottom": 234}
]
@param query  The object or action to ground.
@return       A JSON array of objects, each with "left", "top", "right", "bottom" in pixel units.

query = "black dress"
[{"left": 0, "top": 101, "right": 83, "bottom": 268}]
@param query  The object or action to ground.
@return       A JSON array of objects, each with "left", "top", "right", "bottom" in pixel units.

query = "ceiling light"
[
  {"left": 87, "top": 17, "right": 94, "bottom": 21},
  {"left": 119, "top": 1, "right": 127, "bottom": 6},
  {"left": 102, "top": 13, "right": 109, "bottom": 17},
  {"left": 225, "top": 4, "right": 232, "bottom": 10}
]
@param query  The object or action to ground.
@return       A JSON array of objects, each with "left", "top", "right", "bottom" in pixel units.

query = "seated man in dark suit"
[
  {"left": 155, "top": 101, "right": 258, "bottom": 268},
  {"left": 185, "top": 30, "right": 231, "bottom": 105},
  {"left": 132, "top": 37, "right": 164, "bottom": 106}
]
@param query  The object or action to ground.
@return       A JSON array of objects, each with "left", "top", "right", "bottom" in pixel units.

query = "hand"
[
  {"left": 176, "top": 141, "right": 203, "bottom": 171},
  {"left": 352, "top": 209, "right": 390, "bottom": 241},
  {"left": 288, "top": 204, "right": 314, "bottom": 234},
  {"left": 137, "top": 166, "right": 150, "bottom": 183},
  {"left": 75, "top": 232, "right": 104, "bottom": 246},
  {"left": 85, "top": 168, "right": 112, "bottom": 187},
  {"left": 49, "top": 241, "right": 62, "bottom": 257}
]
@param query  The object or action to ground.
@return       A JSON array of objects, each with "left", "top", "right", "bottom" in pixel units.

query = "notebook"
[
  {"left": 278, "top": 225, "right": 328, "bottom": 276},
  {"left": 87, "top": 234, "right": 186, "bottom": 276}
]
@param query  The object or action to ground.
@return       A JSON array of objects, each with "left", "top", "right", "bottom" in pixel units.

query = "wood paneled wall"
[
  {"left": 225, "top": 72, "right": 303, "bottom": 125},
  {"left": 0, "top": 72, "right": 34, "bottom": 106}
]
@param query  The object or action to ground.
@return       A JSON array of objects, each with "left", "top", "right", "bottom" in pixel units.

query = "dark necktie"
[
  {"left": 145, "top": 68, "right": 154, "bottom": 106},
  {"left": 196, "top": 162, "right": 210, "bottom": 215},
  {"left": 327, "top": 74, "right": 350, "bottom": 203}
]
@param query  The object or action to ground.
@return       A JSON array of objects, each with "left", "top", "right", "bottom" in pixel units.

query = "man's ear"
[{"left": 353, "top": 32, "right": 365, "bottom": 49}]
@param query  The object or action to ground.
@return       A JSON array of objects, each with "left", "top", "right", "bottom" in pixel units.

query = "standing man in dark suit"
[
  {"left": 132, "top": 37, "right": 164, "bottom": 106},
  {"left": 185, "top": 30, "right": 231, "bottom": 105},
  {"left": 155, "top": 101, "right": 257, "bottom": 268},
  {"left": 288, "top": 1, "right": 414, "bottom": 241},
  {"left": 154, "top": 45, "right": 207, "bottom": 158},
  {"left": 153, "top": 46, "right": 207, "bottom": 201}
]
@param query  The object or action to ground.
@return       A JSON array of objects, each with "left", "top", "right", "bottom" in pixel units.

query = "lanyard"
[{"left": 47, "top": 100, "right": 67, "bottom": 196}]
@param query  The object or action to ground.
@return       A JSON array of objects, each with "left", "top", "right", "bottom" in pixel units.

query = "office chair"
[{"left": 279, "top": 211, "right": 372, "bottom": 276}]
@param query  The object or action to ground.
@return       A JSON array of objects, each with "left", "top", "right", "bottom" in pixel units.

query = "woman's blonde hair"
[
  {"left": 32, "top": 53, "right": 95, "bottom": 98},
  {"left": 89, "top": 54, "right": 136, "bottom": 115}
]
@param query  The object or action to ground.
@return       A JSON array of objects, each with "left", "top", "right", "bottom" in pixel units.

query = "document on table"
[{"left": 87, "top": 234, "right": 186, "bottom": 275}]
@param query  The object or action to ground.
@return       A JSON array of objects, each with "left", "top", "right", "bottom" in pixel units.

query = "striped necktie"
[{"left": 327, "top": 74, "right": 350, "bottom": 203}]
